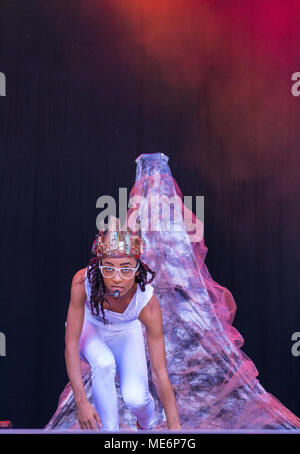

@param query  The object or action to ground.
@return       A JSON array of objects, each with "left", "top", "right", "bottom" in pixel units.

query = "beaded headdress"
[{"left": 91, "top": 216, "right": 144, "bottom": 259}]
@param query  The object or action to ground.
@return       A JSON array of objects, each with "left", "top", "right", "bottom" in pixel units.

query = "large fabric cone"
[{"left": 46, "top": 153, "right": 300, "bottom": 431}]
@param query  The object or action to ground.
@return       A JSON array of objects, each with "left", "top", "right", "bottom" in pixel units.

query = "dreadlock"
[{"left": 82, "top": 256, "right": 156, "bottom": 325}]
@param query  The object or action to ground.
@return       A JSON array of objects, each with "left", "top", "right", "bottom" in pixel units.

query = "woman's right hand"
[{"left": 77, "top": 400, "right": 102, "bottom": 430}]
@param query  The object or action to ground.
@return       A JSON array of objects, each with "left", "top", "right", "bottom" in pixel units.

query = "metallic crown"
[{"left": 91, "top": 216, "right": 144, "bottom": 259}]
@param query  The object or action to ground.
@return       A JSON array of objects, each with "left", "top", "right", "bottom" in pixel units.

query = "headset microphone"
[{"left": 105, "top": 290, "right": 121, "bottom": 298}]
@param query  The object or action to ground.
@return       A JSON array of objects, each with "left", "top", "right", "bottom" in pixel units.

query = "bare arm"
[
  {"left": 139, "top": 293, "right": 181, "bottom": 430},
  {"left": 64, "top": 268, "right": 101, "bottom": 430}
]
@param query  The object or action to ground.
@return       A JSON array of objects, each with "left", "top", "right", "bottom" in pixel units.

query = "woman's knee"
[
  {"left": 122, "top": 384, "right": 150, "bottom": 410},
  {"left": 90, "top": 354, "right": 116, "bottom": 378}
]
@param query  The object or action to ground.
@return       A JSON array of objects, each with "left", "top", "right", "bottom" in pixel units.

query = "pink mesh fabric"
[{"left": 46, "top": 153, "right": 300, "bottom": 431}]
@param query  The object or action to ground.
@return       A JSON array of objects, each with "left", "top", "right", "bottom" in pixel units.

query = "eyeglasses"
[{"left": 99, "top": 263, "right": 140, "bottom": 279}]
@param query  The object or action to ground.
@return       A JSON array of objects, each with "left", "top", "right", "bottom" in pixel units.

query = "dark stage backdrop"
[{"left": 0, "top": 0, "right": 299, "bottom": 428}]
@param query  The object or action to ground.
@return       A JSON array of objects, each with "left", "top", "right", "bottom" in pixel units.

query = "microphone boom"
[{"left": 105, "top": 290, "right": 121, "bottom": 298}]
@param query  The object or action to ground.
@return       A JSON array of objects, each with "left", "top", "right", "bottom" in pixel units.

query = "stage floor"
[{"left": 1, "top": 429, "right": 300, "bottom": 434}]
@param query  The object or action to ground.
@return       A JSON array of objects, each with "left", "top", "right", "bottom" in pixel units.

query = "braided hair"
[{"left": 82, "top": 256, "right": 156, "bottom": 325}]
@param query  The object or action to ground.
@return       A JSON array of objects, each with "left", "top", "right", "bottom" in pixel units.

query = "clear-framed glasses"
[{"left": 99, "top": 263, "right": 140, "bottom": 279}]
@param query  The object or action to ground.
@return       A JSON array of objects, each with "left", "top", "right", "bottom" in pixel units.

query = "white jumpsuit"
[{"left": 79, "top": 269, "right": 156, "bottom": 431}]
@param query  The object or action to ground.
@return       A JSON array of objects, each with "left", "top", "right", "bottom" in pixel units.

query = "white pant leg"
[
  {"left": 105, "top": 323, "right": 156, "bottom": 429},
  {"left": 79, "top": 317, "right": 119, "bottom": 431}
]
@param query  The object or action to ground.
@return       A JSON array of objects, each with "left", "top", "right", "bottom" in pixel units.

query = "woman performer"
[{"left": 64, "top": 219, "right": 181, "bottom": 431}]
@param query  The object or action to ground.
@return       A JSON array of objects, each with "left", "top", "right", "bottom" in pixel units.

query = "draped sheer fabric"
[{"left": 46, "top": 153, "right": 300, "bottom": 430}]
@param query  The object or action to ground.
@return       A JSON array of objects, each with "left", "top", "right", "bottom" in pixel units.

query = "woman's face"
[{"left": 100, "top": 256, "right": 139, "bottom": 298}]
